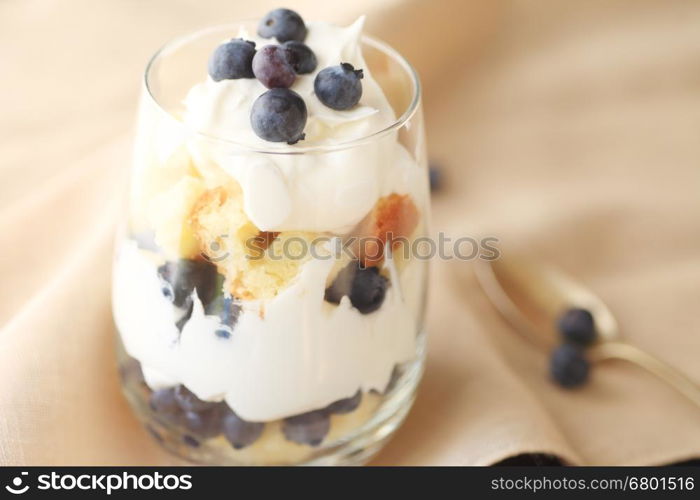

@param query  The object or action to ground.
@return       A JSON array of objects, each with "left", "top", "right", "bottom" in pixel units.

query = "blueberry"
[
  {"left": 175, "top": 300, "right": 194, "bottom": 332},
  {"left": 282, "top": 41, "right": 317, "bottom": 74},
  {"left": 550, "top": 343, "right": 590, "bottom": 388},
  {"left": 118, "top": 358, "right": 145, "bottom": 386},
  {"left": 252, "top": 45, "right": 296, "bottom": 89},
  {"left": 207, "top": 39, "right": 256, "bottom": 81},
  {"left": 258, "top": 8, "right": 307, "bottom": 43},
  {"left": 324, "top": 262, "right": 354, "bottom": 304},
  {"left": 204, "top": 294, "right": 241, "bottom": 337},
  {"left": 325, "top": 262, "right": 388, "bottom": 314},
  {"left": 149, "top": 388, "right": 179, "bottom": 414},
  {"left": 282, "top": 410, "right": 330, "bottom": 447},
  {"left": 214, "top": 329, "right": 230, "bottom": 339},
  {"left": 160, "top": 281, "right": 175, "bottom": 302},
  {"left": 314, "top": 63, "right": 363, "bottom": 110},
  {"left": 429, "top": 165, "right": 443, "bottom": 192},
  {"left": 250, "top": 88, "right": 307, "bottom": 144},
  {"left": 183, "top": 405, "right": 225, "bottom": 439},
  {"left": 557, "top": 308, "right": 596, "bottom": 346},
  {"left": 350, "top": 266, "right": 389, "bottom": 314},
  {"left": 173, "top": 385, "right": 218, "bottom": 413},
  {"left": 149, "top": 388, "right": 184, "bottom": 425},
  {"left": 325, "top": 390, "right": 362, "bottom": 415},
  {"left": 157, "top": 259, "right": 222, "bottom": 309},
  {"left": 221, "top": 409, "right": 265, "bottom": 449},
  {"left": 370, "top": 365, "right": 403, "bottom": 395},
  {"left": 183, "top": 435, "right": 200, "bottom": 448}
]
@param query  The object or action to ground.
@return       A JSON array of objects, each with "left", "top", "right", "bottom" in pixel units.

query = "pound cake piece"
[
  {"left": 131, "top": 146, "right": 200, "bottom": 236},
  {"left": 147, "top": 173, "right": 206, "bottom": 260},
  {"left": 190, "top": 182, "right": 321, "bottom": 301},
  {"left": 349, "top": 193, "right": 419, "bottom": 267}
]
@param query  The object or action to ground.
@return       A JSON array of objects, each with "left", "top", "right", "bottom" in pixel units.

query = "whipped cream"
[
  {"left": 113, "top": 240, "right": 424, "bottom": 421},
  {"left": 179, "top": 17, "right": 422, "bottom": 233}
]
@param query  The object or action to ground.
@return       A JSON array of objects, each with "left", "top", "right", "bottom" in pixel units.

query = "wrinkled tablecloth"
[{"left": 1, "top": 0, "right": 699, "bottom": 465}]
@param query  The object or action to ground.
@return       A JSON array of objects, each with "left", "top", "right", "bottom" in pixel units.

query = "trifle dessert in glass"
[{"left": 113, "top": 8, "right": 429, "bottom": 465}]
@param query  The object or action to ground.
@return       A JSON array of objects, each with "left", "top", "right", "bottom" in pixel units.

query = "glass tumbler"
[{"left": 112, "top": 21, "right": 429, "bottom": 466}]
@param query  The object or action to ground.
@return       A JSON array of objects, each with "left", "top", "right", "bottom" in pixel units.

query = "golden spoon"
[{"left": 474, "top": 254, "right": 700, "bottom": 407}]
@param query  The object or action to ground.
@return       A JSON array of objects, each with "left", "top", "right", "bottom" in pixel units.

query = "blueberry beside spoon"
[
  {"left": 474, "top": 254, "right": 700, "bottom": 407},
  {"left": 548, "top": 307, "right": 599, "bottom": 388}
]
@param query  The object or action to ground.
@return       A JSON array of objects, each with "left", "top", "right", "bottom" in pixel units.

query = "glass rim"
[{"left": 144, "top": 21, "right": 422, "bottom": 155}]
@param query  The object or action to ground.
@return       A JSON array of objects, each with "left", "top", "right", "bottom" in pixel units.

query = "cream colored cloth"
[{"left": 1, "top": 0, "right": 699, "bottom": 465}]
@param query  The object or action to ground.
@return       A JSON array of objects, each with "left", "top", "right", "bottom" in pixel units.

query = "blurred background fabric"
[{"left": 1, "top": 0, "right": 700, "bottom": 465}]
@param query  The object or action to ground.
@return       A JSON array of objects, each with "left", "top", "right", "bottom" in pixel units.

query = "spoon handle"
[{"left": 590, "top": 341, "right": 700, "bottom": 408}]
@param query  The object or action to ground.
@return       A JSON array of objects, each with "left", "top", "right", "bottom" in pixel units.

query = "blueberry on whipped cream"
[
  {"left": 149, "top": 388, "right": 181, "bottom": 421},
  {"left": 204, "top": 295, "right": 241, "bottom": 339},
  {"left": 282, "top": 410, "right": 331, "bottom": 447},
  {"left": 157, "top": 259, "right": 222, "bottom": 332},
  {"left": 204, "top": 9, "right": 369, "bottom": 145},
  {"left": 325, "top": 262, "right": 388, "bottom": 314},
  {"left": 282, "top": 41, "right": 317, "bottom": 74},
  {"left": 250, "top": 88, "right": 307, "bottom": 144},
  {"left": 157, "top": 259, "right": 221, "bottom": 309},
  {"left": 149, "top": 388, "right": 193, "bottom": 429},
  {"left": 258, "top": 8, "right": 307, "bottom": 43},
  {"left": 314, "top": 63, "right": 364, "bottom": 110},
  {"left": 325, "top": 390, "right": 362, "bottom": 415},
  {"left": 252, "top": 45, "right": 297, "bottom": 89},
  {"left": 147, "top": 384, "right": 266, "bottom": 449},
  {"left": 222, "top": 410, "right": 265, "bottom": 449},
  {"left": 207, "top": 38, "right": 256, "bottom": 81},
  {"left": 174, "top": 385, "right": 218, "bottom": 412},
  {"left": 183, "top": 405, "right": 225, "bottom": 439}
]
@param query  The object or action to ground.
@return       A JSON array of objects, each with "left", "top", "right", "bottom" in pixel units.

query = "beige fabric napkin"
[{"left": 1, "top": 0, "right": 699, "bottom": 465}]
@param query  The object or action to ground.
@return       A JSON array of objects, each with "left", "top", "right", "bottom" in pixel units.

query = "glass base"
[{"left": 117, "top": 333, "right": 425, "bottom": 466}]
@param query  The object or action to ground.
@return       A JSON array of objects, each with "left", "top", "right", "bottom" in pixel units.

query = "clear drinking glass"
[{"left": 113, "top": 20, "right": 429, "bottom": 465}]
